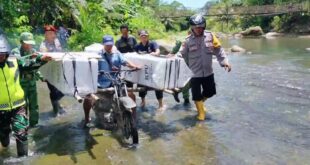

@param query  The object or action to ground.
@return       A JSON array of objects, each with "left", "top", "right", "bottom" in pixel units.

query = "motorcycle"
[{"left": 92, "top": 69, "right": 139, "bottom": 144}]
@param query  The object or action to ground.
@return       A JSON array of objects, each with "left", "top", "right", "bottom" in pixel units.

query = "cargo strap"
[
  {"left": 88, "top": 60, "right": 96, "bottom": 91},
  {"left": 61, "top": 53, "right": 78, "bottom": 96},
  {"left": 61, "top": 53, "right": 70, "bottom": 85},
  {"left": 72, "top": 59, "right": 78, "bottom": 96}
]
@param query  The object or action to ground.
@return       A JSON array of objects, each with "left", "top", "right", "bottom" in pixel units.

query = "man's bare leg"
[{"left": 83, "top": 96, "right": 93, "bottom": 127}]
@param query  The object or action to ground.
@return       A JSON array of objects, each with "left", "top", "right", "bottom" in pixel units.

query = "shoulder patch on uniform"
[
  {"left": 204, "top": 31, "right": 212, "bottom": 36},
  {"left": 186, "top": 34, "right": 193, "bottom": 39},
  {"left": 185, "top": 35, "right": 193, "bottom": 42}
]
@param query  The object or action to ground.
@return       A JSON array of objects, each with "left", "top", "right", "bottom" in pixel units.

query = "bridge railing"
[
  {"left": 158, "top": 2, "right": 310, "bottom": 18},
  {"left": 206, "top": 2, "right": 307, "bottom": 16}
]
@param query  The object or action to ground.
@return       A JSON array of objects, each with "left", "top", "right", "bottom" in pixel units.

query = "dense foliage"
[
  {"left": 0, "top": 0, "right": 193, "bottom": 50},
  {"left": 204, "top": 0, "right": 310, "bottom": 33},
  {"left": 1, "top": 0, "right": 309, "bottom": 50}
]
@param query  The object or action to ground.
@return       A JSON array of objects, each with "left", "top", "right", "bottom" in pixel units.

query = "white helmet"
[{"left": 0, "top": 34, "right": 10, "bottom": 55}]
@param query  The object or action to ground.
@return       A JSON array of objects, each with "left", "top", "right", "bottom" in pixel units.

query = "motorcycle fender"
[{"left": 119, "top": 97, "right": 136, "bottom": 109}]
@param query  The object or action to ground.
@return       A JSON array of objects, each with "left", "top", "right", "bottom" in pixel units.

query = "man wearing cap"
[
  {"left": 134, "top": 30, "right": 164, "bottom": 112},
  {"left": 11, "top": 32, "right": 52, "bottom": 127},
  {"left": 181, "top": 14, "right": 232, "bottom": 121},
  {"left": 83, "top": 35, "right": 139, "bottom": 127},
  {"left": 0, "top": 34, "right": 29, "bottom": 156},
  {"left": 39, "top": 25, "right": 65, "bottom": 117}
]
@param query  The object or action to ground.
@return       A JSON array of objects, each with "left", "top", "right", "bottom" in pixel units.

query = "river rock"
[
  {"left": 233, "top": 33, "right": 243, "bottom": 38},
  {"left": 306, "top": 48, "right": 310, "bottom": 51},
  {"left": 298, "top": 35, "right": 310, "bottom": 38},
  {"left": 265, "top": 32, "right": 284, "bottom": 39},
  {"left": 240, "top": 26, "right": 264, "bottom": 37},
  {"left": 215, "top": 32, "right": 227, "bottom": 39},
  {"left": 156, "top": 39, "right": 173, "bottom": 54},
  {"left": 231, "top": 45, "right": 246, "bottom": 53}
]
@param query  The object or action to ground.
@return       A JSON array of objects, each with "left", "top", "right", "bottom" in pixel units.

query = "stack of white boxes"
[
  {"left": 39, "top": 50, "right": 193, "bottom": 98},
  {"left": 39, "top": 52, "right": 100, "bottom": 97},
  {"left": 122, "top": 53, "right": 193, "bottom": 90}
]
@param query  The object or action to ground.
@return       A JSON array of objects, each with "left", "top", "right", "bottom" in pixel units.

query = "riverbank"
[{"left": 158, "top": 31, "right": 310, "bottom": 54}]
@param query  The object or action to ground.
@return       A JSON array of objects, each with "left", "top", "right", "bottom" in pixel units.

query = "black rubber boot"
[
  {"left": 16, "top": 140, "right": 28, "bottom": 157},
  {"left": 173, "top": 92, "right": 180, "bottom": 103},
  {"left": 0, "top": 134, "right": 10, "bottom": 147},
  {"left": 183, "top": 98, "right": 190, "bottom": 106},
  {"left": 51, "top": 100, "right": 60, "bottom": 115}
]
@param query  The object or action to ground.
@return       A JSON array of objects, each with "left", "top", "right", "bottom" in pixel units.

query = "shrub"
[{"left": 128, "top": 8, "right": 166, "bottom": 39}]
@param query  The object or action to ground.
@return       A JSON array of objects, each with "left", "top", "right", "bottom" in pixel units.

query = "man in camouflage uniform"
[
  {"left": 39, "top": 25, "right": 65, "bottom": 116},
  {"left": 11, "top": 32, "right": 52, "bottom": 127},
  {"left": 170, "top": 39, "right": 191, "bottom": 106},
  {"left": 0, "top": 34, "right": 29, "bottom": 156}
]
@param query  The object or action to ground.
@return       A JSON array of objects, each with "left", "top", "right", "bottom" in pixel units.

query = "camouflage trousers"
[
  {"left": 181, "top": 82, "right": 191, "bottom": 100},
  {"left": 0, "top": 106, "right": 29, "bottom": 143}
]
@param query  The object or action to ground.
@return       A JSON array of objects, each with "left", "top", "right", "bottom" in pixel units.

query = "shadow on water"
[
  {"left": 38, "top": 111, "right": 56, "bottom": 122},
  {"left": 136, "top": 101, "right": 215, "bottom": 141},
  {"left": 1, "top": 93, "right": 219, "bottom": 165},
  {"left": 31, "top": 122, "right": 98, "bottom": 164}
]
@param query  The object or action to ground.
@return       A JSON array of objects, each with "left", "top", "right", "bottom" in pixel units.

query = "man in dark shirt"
[
  {"left": 115, "top": 24, "right": 138, "bottom": 120},
  {"left": 115, "top": 24, "right": 137, "bottom": 53},
  {"left": 134, "top": 30, "right": 164, "bottom": 112},
  {"left": 134, "top": 30, "right": 160, "bottom": 56}
]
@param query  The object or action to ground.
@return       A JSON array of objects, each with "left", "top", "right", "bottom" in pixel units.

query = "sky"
[{"left": 162, "top": 0, "right": 210, "bottom": 9}]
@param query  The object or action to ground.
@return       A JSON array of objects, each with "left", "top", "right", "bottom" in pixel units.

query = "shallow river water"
[{"left": 1, "top": 37, "right": 309, "bottom": 165}]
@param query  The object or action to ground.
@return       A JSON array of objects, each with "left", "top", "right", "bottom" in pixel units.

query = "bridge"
[{"left": 159, "top": 2, "right": 310, "bottom": 18}]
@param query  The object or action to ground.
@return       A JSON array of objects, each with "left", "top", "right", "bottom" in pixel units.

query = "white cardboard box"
[
  {"left": 39, "top": 53, "right": 99, "bottom": 97},
  {"left": 122, "top": 53, "right": 193, "bottom": 90}
]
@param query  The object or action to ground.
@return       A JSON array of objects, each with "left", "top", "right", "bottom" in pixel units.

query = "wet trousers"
[
  {"left": 0, "top": 106, "right": 28, "bottom": 145},
  {"left": 20, "top": 80, "right": 39, "bottom": 127}
]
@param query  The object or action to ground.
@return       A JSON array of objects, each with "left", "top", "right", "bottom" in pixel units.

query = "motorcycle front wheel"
[{"left": 122, "top": 110, "right": 139, "bottom": 144}]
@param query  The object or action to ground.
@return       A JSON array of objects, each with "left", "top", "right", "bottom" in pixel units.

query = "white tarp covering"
[
  {"left": 39, "top": 52, "right": 101, "bottom": 60},
  {"left": 39, "top": 46, "right": 193, "bottom": 97},
  {"left": 39, "top": 52, "right": 99, "bottom": 97},
  {"left": 122, "top": 53, "right": 193, "bottom": 90},
  {"left": 84, "top": 43, "right": 118, "bottom": 53},
  {"left": 84, "top": 43, "right": 103, "bottom": 53}
]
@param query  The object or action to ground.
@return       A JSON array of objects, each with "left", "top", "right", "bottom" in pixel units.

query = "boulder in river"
[
  {"left": 233, "top": 33, "right": 243, "bottom": 38},
  {"left": 240, "top": 26, "right": 264, "bottom": 37},
  {"left": 298, "top": 35, "right": 310, "bottom": 39},
  {"left": 231, "top": 45, "right": 246, "bottom": 53},
  {"left": 306, "top": 48, "right": 310, "bottom": 52},
  {"left": 215, "top": 32, "right": 228, "bottom": 39},
  {"left": 265, "top": 32, "right": 284, "bottom": 39},
  {"left": 156, "top": 39, "right": 173, "bottom": 54}
]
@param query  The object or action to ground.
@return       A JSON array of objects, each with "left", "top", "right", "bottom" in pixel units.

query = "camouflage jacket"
[{"left": 11, "top": 47, "right": 46, "bottom": 81}]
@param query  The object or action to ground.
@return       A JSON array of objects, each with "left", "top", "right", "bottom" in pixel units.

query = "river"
[{"left": 1, "top": 37, "right": 309, "bottom": 165}]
